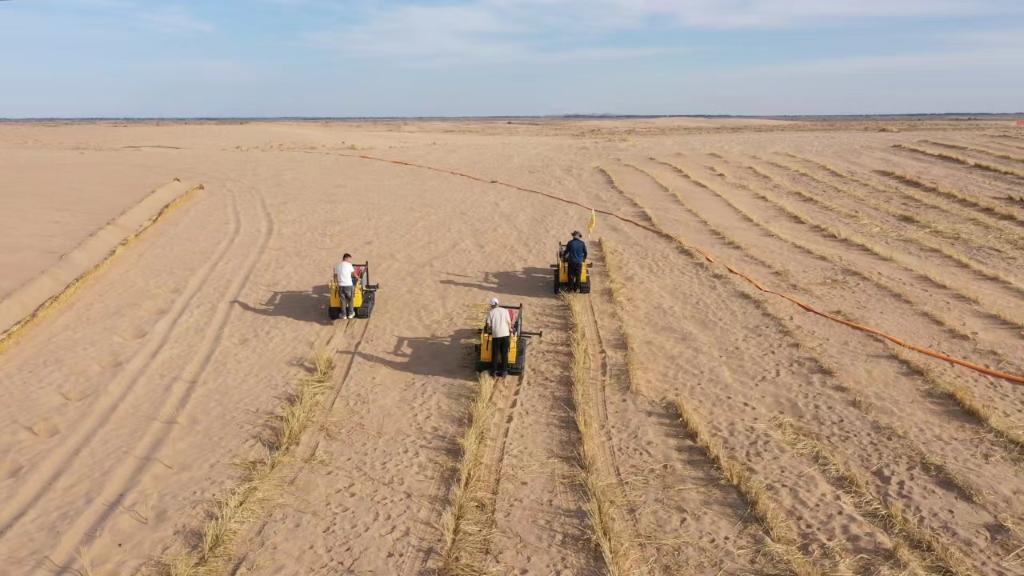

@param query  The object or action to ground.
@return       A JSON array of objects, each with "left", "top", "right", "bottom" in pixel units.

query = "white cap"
[{"left": 490, "top": 297, "right": 499, "bottom": 306}]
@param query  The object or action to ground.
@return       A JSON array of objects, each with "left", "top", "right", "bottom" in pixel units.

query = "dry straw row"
[{"left": 164, "top": 350, "right": 335, "bottom": 576}]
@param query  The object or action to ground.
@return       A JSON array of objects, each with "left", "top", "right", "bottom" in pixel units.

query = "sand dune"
[
  {"left": 0, "top": 179, "right": 200, "bottom": 347},
  {"left": 1, "top": 118, "right": 1023, "bottom": 576}
]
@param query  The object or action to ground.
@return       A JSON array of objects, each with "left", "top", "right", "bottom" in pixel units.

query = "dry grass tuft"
[
  {"left": 564, "top": 293, "right": 644, "bottom": 575},
  {"left": 668, "top": 401, "right": 821, "bottom": 576},
  {"left": 774, "top": 417, "right": 973, "bottom": 576},
  {"left": 438, "top": 373, "right": 497, "bottom": 576},
  {"left": 596, "top": 238, "right": 642, "bottom": 392},
  {"left": 163, "top": 349, "right": 336, "bottom": 576}
]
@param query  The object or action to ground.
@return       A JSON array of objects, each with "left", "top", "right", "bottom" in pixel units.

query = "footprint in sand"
[
  {"left": 29, "top": 418, "right": 61, "bottom": 438},
  {"left": 117, "top": 325, "right": 149, "bottom": 342},
  {"left": 58, "top": 386, "right": 94, "bottom": 402}
]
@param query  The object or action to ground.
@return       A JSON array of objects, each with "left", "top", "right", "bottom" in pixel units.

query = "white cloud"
[
  {"left": 731, "top": 25, "right": 1024, "bottom": 77},
  {"left": 308, "top": 0, "right": 1024, "bottom": 64},
  {"left": 614, "top": 0, "right": 1020, "bottom": 28}
]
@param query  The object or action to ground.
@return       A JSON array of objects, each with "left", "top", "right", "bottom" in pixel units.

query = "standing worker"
[
  {"left": 562, "top": 231, "right": 588, "bottom": 292},
  {"left": 335, "top": 253, "right": 356, "bottom": 319},
  {"left": 485, "top": 297, "right": 512, "bottom": 377}
]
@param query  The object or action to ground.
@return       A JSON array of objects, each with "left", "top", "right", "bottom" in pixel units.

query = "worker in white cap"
[{"left": 484, "top": 297, "right": 513, "bottom": 377}]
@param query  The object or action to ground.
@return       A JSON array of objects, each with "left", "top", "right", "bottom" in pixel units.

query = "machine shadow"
[
  {"left": 233, "top": 284, "right": 332, "bottom": 325},
  {"left": 355, "top": 329, "right": 481, "bottom": 379},
  {"left": 438, "top": 267, "right": 551, "bottom": 299}
]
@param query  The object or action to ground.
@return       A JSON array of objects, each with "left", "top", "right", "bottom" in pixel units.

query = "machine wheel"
[
  {"left": 328, "top": 306, "right": 341, "bottom": 320},
  {"left": 474, "top": 344, "right": 488, "bottom": 373},
  {"left": 509, "top": 337, "right": 528, "bottom": 375},
  {"left": 580, "top": 278, "right": 592, "bottom": 294},
  {"left": 355, "top": 291, "right": 375, "bottom": 318},
  {"left": 553, "top": 268, "right": 561, "bottom": 294}
]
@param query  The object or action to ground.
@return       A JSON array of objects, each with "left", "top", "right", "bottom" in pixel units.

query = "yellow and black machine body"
[
  {"left": 328, "top": 262, "right": 380, "bottom": 320},
  {"left": 551, "top": 243, "right": 592, "bottom": 294},
  {"left": 475, "top": 304, "right": 542, "bottom": 375}
]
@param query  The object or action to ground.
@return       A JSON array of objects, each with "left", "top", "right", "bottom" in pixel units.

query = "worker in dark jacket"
[{"left": 562, "top": 231, "right": 588, "bottom": 292}]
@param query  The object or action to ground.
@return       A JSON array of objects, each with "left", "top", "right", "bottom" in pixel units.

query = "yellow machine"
[
  {"left": 476, "top": 304, "right": 542, "bottom": 375},
  {"left": 552, "top": 243, "right": 592, "bottom": 294},
  {"left": 328, "top": 262, "right": 379, "bottom": 320}
]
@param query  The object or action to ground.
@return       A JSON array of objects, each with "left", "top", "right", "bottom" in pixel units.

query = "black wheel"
[
  {"left": 355, "top": 292, "right": 375, "bottom": 318},
  {"left": 580, "top": 278, "right": 591, "bottom": 294},
  {"left": 553, "top": 268, "right": 561, "bottom": 294},
  {"left": 509, "top": 337, "right": 528, "bottom": 375},
  {"left": 328, "top": 306, "right": 341, "bottom": 320}
]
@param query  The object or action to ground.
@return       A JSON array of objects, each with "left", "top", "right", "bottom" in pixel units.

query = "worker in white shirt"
[
  {"left": 484, "top": 297, "right": 513, "bottom": 377},
  {"left": 334, "top": 253, "right": 356, "bottom": 319}
]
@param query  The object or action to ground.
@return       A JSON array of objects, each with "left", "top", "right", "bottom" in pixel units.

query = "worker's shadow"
[
  {"left": 356, "top": 329, "right": 480, "bottom": 378},
  {"left": 439, "top": 267, "right": 551, "bottom": 299},
  {"left": 233, "top": 284, "right": 332, "bottom": 325}
]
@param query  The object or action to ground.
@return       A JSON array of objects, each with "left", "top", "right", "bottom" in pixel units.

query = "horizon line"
[{"left": 2, "top": 112, "right": 1023, "bottom": 123}]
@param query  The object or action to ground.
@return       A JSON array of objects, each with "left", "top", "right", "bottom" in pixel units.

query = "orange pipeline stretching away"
[{"left": 339, "top": 152, "right": 1024, "bottom": 386}]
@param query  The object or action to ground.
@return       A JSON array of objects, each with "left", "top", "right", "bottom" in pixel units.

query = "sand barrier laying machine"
[
  {"left": 328, "top": 262, "right": 379, "bottom": 320},
  {"left": 551, "top": 242, "right": 592, "bottom": 294},
  {"left": 475, "top": 303, "right": 542, "bottom": 375}
]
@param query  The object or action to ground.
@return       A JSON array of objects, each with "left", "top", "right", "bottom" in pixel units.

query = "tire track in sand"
[
  {"left": 227, "top": 316, "right": 369, "bottom": 576},
  {"left": 566, "top": 284, "right": 655, "bottom": 574},
  {"left": 46, "top": 188, "right": 275, "bottom": 571},
  {"left": 0, "top": 187, "right": 244, "bottom": 538},
  {"left": 434, "top": 367, "right": 529, "bottom": 574},
  {"left": 486, "top": 306, "right": 607, "bottom": 575}
]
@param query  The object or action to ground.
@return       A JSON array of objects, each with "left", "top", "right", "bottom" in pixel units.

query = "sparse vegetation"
[
  {"left": 775, "top": 417, "right": 974, "bottom": 576},
  {"left": 10, "top": 123, "right": 1024, "bottom": 576},
  {"left": 875, "top": 169, "right": 1024, "bottom": 227},
  {"left": 597, "top": 238, "right": 643, "bottom": 393},
  {"left": 894, "top": 144, "right": 1024, "bottom": 180},
  {"left": 164, "top": 349, "right": 335, "bottom": 576},
  {"left": 564, "top": 293, "right": 643, "bottom": 575},
  {"left": 710, "top": 158, "right": 1024, "bottom": 328},
  {"left": 439, "top": 373, "right": 498, "bottom": 576},
  {"left": 918, "top": 140, "right": 1024, "bottom": 166},
  {"left": 670, "top": 401, "right": 822, "bottom": 576},
  {"left": 790, "top": 155, "right": 1024, "bottom": 252},
  {"left": 888, "top": 347, "right": 1024, "bottom": 455},
  {"left": 596, "top": 165, "right": 656, "bottom": 226},
  {"left": 691, "top": 157, "right": 1024, "bottom": 470},
  {"left": 767, "top": 157, "right": 1024, "bottom": 294}
]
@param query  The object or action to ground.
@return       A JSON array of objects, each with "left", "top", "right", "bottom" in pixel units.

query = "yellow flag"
[{"left": 587, "top": 209, "right": 597, "bottom": 234}]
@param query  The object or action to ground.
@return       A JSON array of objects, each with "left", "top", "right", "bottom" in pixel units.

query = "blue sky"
[{"left": 1, "top": 0, "right": 1022, "bottom": 117}]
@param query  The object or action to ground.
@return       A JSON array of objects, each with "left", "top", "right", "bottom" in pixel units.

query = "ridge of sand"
[{"left": 0, "top": 179, "right": 201, "bottom": 347}]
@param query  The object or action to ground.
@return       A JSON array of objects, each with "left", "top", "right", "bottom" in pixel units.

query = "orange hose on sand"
[{"left": 339, "top": 152, "right": 1024, "bottom": 386}]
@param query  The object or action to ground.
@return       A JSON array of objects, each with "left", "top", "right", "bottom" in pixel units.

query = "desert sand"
[{"left": 1, "top": 117, "right": 1023, "bottom": 575}]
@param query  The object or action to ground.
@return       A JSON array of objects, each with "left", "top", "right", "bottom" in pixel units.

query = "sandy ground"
[{"left": 1, "top": 118, "right": 1023, "bottom": 575}]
